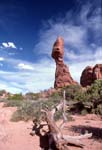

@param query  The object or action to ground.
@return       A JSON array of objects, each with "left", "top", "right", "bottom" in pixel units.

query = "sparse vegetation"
[
  {"left": 62, "top": 84, "right": 84, "bottom": 101},
  {"left": 3, "top": 99, "right": 23, "bottom": 107},
  {"left": 11, "top": 97, "right": 61, "bottom": 121},
  {"left": 25, "top": 92, "right": 40, "bottom": 100},
  {"left": 11, "top": 101, "right": 42, "bottom": 121},
  {"left": 1, "top": 80, "right": 102, "bottom": 121},
  {"left": 3, "top": 93, "right": 24, "bottom": 107},
  {"left": 8, "top": 93, "right": 24, "bottom": 101}
]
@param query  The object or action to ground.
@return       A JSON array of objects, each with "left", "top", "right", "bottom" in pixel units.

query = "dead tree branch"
[{"left": 32, "top": 91, "right": 92, "bottom": 150}]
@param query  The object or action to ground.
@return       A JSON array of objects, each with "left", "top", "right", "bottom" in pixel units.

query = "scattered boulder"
[
  {"left": 80, "top": 64, "right": 102, "bottom": 87},
  {"left": 52, "top": 37, "right": 77, "bottom": 89}
]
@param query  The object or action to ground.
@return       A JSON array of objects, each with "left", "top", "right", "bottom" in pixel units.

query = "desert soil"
[{"left": 0, "top": 102, "right": 102, "bottom": 150}]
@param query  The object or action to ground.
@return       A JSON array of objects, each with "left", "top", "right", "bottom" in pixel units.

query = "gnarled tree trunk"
[
  {"left": 31, "top": 90, "right": 92, "bottom": 150},
  {"left": 40, "top": 102, "right": 92, "bottom": 150}
]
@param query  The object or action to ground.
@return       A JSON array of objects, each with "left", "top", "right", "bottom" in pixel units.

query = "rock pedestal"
[{"left": 52, "top": 37, "right": 77, "bottom": 89}]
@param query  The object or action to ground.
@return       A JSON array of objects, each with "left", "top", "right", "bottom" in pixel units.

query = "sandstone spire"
[{"left": 52, "top": 37, "right": 77, "bottom": 89}]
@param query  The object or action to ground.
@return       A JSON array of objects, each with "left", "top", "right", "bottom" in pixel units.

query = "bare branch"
[
  {"left": 63, "top": 133, "right": 92, "bottom": 140},
  {"left": 34, "top": 94, "right": 92, "bottom": 149}
]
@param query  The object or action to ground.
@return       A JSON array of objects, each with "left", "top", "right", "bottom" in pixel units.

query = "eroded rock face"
[
  {"left": 93, "top": 64, "right": 102, "bottom": 80},
  {"left": 52, "top": 37, "right": 77, "bottom": 89},
  {"left": 80, "top": 66, "right": 93, "bottom": 87},
  {"left": 52, "top": 37, "right": 64, "bottom": 64},
  {"left": 80, "top": 64, "right": 102, "bottom": 87}
]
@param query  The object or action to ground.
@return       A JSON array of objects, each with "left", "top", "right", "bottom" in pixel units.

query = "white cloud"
[
  {"left": 0, "top": 58, "right": 55, "bottom": 93},
  {"left": 2, "top": 43, "right": 8, "bottom": 48},
  {"left": 0, "top": 57, "right": 4, "bottom": 61},
  {"left": 34, "top": 2, "right": 101, "bottom": 58},
  {"left": 0, "top": 81, "right": 23, "bottom": 94},
  {"left": 65, "top": 46, "right": 102, "bottom": 62},
  {"left": 2, "top": 42, "right": 16, "bottom": 49},
  {"left": 8, "top": 42, "right": 16, "bottom": 49},
  {"left": 17, "top": 63, "right": 34, "bottom": 70}
]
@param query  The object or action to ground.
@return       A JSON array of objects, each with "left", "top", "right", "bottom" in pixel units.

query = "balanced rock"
[
  {"left": 52, "top": 37, "right": 77, "bottom": 89},
  {"left": 80, "top": 64, "right": 102, "bottom": 87}
]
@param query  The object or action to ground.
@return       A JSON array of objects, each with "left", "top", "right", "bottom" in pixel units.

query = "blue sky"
[{"left": 0, "top": 0, "right": 102, "bottom": 94}]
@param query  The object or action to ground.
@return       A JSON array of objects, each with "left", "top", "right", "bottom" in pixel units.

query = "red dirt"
[{"left": 0, "top": 102, "right": 102, "bottom": 150}]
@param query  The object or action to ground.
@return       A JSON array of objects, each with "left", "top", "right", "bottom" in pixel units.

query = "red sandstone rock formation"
[
  {"left": 80, "top": 66, "right": 93, "bottom": 87},
  {"left": 52, "top": 37, "right": 77, "bottom": 89},
  {"left": 80, "top": 64, "right": 102, "bottom": 87},
  {"left": 93, "top": 64, "right": 102, "bottom": 80}
]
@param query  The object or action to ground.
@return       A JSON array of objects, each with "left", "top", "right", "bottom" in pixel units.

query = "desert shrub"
[
  {"left": 0, "top": 98, "right": 7, "bottom": 102},
  {"left": 54, "top": 110, "right": 63, "bottom": 121},
  {"left": 8, "top": 93, "right": 24, "bottom": 101},
  {"left": 87, "top": 80, "right": 102, "bottom": 98},
  {"left": 60, "top": 81, "right": 102, "bottom": 115},
  {"left": 83, "top": 80, "right": 102, "bottom": 114},
  {"left": 86, "top": 80, "right": 102, "bottom": 100},
  {"left": 11, "top": 95, "right": 62, "bottom": 122},
  {"left": 3, "top": 99, "right": 23, "bottom": 107},
  {"left": 61, "top": 85, "right": 84, "bottom": 102},
  {"left": 3, "top": 93, "right": 24, "bottom": 107},
  {"left": 11, "top": 101, "right": 42, "bottom": 121},
  {"left": 10, "top": 80, "right": 102, "bottom": 121},
  {"left": 54, "top": 111, "right": 73, "bottom": 121},
  {"left": 41, "top": 97, "right": 61, "bottom": 111},
  {"left": 95, "top": 104, "right": 102, "bottom": 115},
  {"left": 81, "top": 109, "right": 88, "bottom": 115},
  {"left": 25, "top": 92, "right": 40, "bottom": 100},
  {"left": 62, "top": 81, "right": 102, "bottom": 103},
  {"left": 50, "top": 91, "right": 62, "bottom": 100}
]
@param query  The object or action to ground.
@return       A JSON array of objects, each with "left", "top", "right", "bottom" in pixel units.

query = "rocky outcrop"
[
  {"left": 80, "top": 66, "right": 93, "bottom": 87},
  {"left": 52, "top": 37, "right": 77, "bottom": 89},
  {"left": 80, "top": 64, "right": 102, "bottom": 87},
  {"left": 93, "top": 64, "right": 102, "bottom": 80}
]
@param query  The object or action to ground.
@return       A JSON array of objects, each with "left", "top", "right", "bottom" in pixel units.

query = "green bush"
[
  {"left": 11, "top": 97, "right": 61, "bottom": 122},
  {"left": 11, "top": 101, "right": 42, "bottom": 121},
  {"left": 81, "top": 109, "right": 88, "bottom": 115},
  {"left": 62, "top": 85, "right": 84, "bottom": 102},
  {"left": 8, "top": 93, "right": 24, "bottom": 101},
  {"left": 25, "top": 92, "right": 40, "bottom": 100},
  {"left": 50, "top": 91, "right": 61, "bottom": 99},
  {"left": 87, "top": 80, "right": 102, "bottom": 100},
  {"left": 96, "top": 104, "right": 102, "bottom": 115},
  {"left": 3, "top": 93, "right": 24, "bottom": 107},
  {"left": 3, "top": 99, "right": 23, "bottom": 107}
]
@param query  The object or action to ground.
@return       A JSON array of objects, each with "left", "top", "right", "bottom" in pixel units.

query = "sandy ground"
[{"left": 0, "top": 102, "right": 102, "bottom": 150}]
